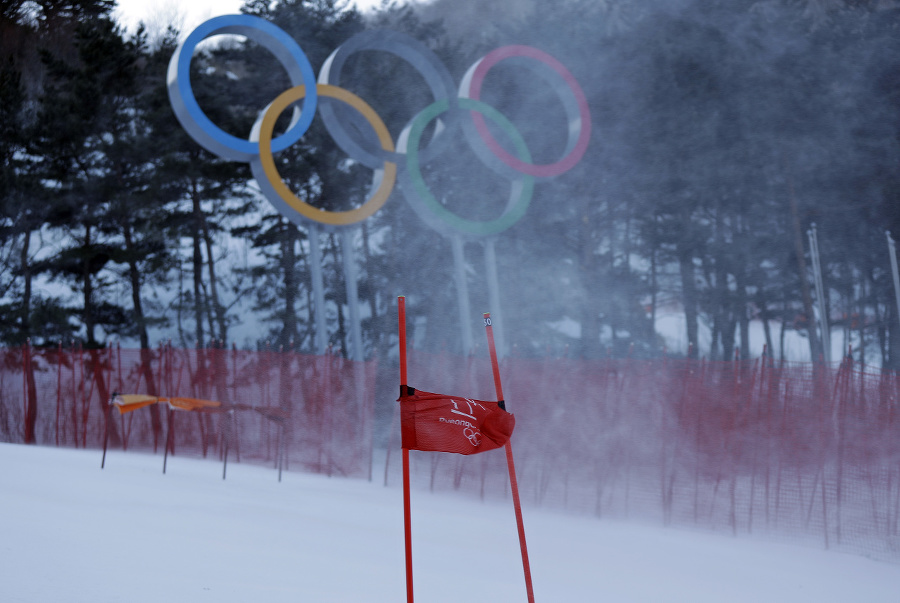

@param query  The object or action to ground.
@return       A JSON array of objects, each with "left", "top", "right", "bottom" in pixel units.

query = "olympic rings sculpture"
[{"left": 167, "top": 14, "right": 591, "bottom": 236}]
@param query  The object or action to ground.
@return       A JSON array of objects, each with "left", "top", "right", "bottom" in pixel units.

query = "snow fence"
[{"left": 2, "top": 343, "right": 899, "bottom": 562}]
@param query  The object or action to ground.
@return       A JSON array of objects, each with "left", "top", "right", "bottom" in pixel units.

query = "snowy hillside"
[{"left": 2, "top": 443, "right": 898, "bottom": 602}]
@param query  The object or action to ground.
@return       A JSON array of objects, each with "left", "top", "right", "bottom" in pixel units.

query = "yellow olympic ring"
[{"left": 251, "top": 84, "right": 396, "bottom": 227}]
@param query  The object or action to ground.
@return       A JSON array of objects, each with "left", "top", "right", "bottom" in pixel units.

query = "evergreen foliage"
[{"left": 0, "top": 0, "right": 898, "bottom": 368}]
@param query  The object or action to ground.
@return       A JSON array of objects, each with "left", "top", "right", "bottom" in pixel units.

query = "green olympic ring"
[{"left": 402, "top": 98, "right": 534, "bottom": 238}]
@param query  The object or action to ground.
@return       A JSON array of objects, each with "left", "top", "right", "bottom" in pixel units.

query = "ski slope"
[{"left": 1, "top": 443, "right": 898, "bottom": 602}]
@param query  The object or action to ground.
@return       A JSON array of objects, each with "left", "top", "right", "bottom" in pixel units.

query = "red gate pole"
[
  {"left": 398, "top": 296, "right": 414, "bottom": 603},
  {"left": 484, "top": 312, "right": 535, "bottom": 603}
]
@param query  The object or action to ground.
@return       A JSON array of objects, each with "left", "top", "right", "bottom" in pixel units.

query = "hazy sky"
[{"left": 113, "top": 0, "right": 388, "bottom": 36}]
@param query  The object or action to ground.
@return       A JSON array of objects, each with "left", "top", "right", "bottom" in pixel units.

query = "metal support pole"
[
  {"left": 451, "top": 235, "right": 474, "bottom": 355},
  {"left": 341, "top": 228, "right": 364, "bottom": 362},
  {"left": 887, "top": 231, "right": 900, "bottom": 338},
  {"left": 309, "top": 224, "right": 328, "bottom": 355},
  {"left": 808, "top": 223, "right": 831, "bottom": 363}
]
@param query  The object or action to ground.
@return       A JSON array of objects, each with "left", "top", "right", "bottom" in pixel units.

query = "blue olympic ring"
[{"left": 167, "top": 14, "right": 318, "bottom": 162}]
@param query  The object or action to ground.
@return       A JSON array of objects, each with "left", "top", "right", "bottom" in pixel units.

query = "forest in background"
[{"left": 2, "top": 0, "right": 900, "bottom": 368}]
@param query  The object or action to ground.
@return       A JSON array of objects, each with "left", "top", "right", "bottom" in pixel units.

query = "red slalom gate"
[{"left": 397, "top": 300, "right": 527, "bottom": 602}]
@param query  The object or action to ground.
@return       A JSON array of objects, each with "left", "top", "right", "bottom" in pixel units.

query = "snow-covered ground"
[{"left": 2, "top": 442, "right": 899, "bottom": 602}]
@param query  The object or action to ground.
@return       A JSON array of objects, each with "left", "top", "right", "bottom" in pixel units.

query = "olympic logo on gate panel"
[{"left": 167, "top": 14, "right": 591, "bottom": 236}]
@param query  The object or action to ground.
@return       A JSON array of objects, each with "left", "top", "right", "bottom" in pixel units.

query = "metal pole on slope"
[
  {"left": 451, "top": 235, "right": 474, "bottom": 355},
  {"left": 341, "top": 227, "right": 369, "bottom": 477},
  {"left": 886, "top": 232, "right": 900, "bottom": 340},
  {"left": 808, "top": 223, "right": 831, "bottom": 364},
  {"left": 309, "top": 224, "right": 328, "bottom": 355},
  {"left": 341, "top": 228, "right": 364, "bottom": 363},
  {"left": 484, "top": 312, "right": 535, "bottom": 603}
]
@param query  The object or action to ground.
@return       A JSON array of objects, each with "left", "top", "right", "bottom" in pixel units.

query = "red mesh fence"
[
  {"left": 4, "top": 343, "right": 900, "bottom": 561},
  {"left": 0, "top": 344, "right": 377, "bottom": 479},
  {"left": 384, "top": 350, "right": 900, "bottom": 563}
]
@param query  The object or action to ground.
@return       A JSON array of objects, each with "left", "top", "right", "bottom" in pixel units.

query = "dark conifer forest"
[{"left": 2, "top": 0, "right": 900, "bottom": 367}]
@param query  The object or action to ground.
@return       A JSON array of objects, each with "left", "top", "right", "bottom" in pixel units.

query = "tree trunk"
[
  {"left": 737, "top": 271, "right": 750, "bottom": 362},
  {"left": 678, "top": 245, "right": 700, "bottom": 359},
  {"left": 123, "top": 224, "right": 149, "bottom": 349},
  {"left": 191, "top": 186, "right": 205, "bottom": 348},
  {"left": 89, "top": 348, "right": 119, "bottom": 448},
  {"left": 711, "top": 204, "right": 727, "bottom": 361},
  {"left": 578, "top": 194, "right": 601, "bottom": 358},
  {"left": 756, "top": 287, "right": 775, "bottom": 362},
  {"left": 721, "top": 315, "right": 737, "bottom": 363},
  {"left": 712, "top": 253, "right": 729, "bottom": 361},
  {"left": 21, "top": 230, "right": 37, "bottom": 443},
  {"left": 787, "top": 170, "right": 821, "bottom": 363},
  {"left": 82, "top": 225, "right": 97, "bottom": 346},
  {"left": 20, "top": 229, "right": 31, "bottom": 342},
  {"left": 329, "top": 234, "right": 347, "bottom": 358},
  {"left": 122, "top": 223, "right": 162, "bottom": 443},
  {"left": 650, "top": 246, "right": 658, "bottom": 338},
  {"left": 280, "top": 221, "right": 299, "bottom": 349},
  {"left": 23, "top": 341, "right": 37, "bottom": 443},
  {"left": 201, "top": 212, "right": 227, "bottom": 344}
]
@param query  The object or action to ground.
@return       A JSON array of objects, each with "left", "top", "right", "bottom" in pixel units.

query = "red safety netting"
[
  {"left": 0, "top": 344, "right": 376, "bottom": 479},
  {"left": 4, "top": 343, "right": 900, "bottom": 561},
  {"left": 384, "top": 350, "right": 900, "bottom": 563}
]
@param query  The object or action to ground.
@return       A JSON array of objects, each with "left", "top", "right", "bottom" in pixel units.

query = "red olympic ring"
[{"left": 462, "top": 45, "right": 592, "bottom": 179}]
